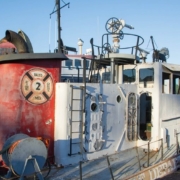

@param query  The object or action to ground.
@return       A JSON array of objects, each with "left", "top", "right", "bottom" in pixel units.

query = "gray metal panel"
[
  {"left": 162, "top": 63, "right": 180, "bottom": 72},
  {"left": 96, "top": 53, "right": 140, "bottom": 65},
  {"left": 104, "top": 53, "right": 137, "bottom": 59},
  {"left": 0, "top": 53, "right": 68, "bottom": 62}
]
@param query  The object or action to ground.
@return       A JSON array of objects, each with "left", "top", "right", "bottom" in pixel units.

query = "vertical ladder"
[{"left": 69, "top": 85, "right": 84, "bottom": 156}]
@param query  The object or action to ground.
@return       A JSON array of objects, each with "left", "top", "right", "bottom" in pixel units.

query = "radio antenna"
[{"left": 50, "top": 0, "right": 70, "bottom": 53}]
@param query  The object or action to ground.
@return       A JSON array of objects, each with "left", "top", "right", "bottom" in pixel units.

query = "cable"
[
  {"left": 43, "top": 158, "right": 51, "bottom": 178},
  {"left": 153, "top": 39, "right": 158, "bottom": 49},
  {"left": 146, "top": 38, "right": 151, "bottom": 49},
  {"left": 61, "top": 0, "right": 66, "bottom": 4},
  {"left": 49, "top": 17, "right": 51, "bottom": 53}
]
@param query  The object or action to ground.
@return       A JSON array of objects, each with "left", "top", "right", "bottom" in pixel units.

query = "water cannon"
[
  {"left": 105, "top": 17, "right": 134, "bottom": 53},
  {"left": 105, "top": 17, "right": 134, "bottom": 34},
  {"left": 117, "top": 19, "right": 134, "bottom": 31}
]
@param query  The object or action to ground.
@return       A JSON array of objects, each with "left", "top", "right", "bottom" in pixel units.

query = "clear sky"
[{"left": 0, "top": 0, "right": 180, "bottom": 64}]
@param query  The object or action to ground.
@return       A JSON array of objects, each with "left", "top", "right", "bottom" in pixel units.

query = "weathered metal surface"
[
  {"left": 162, "top": 63, "right": 180, "bottom": 72},
  {"left": 9, "top": 137, "right": 47, "bottom": 176},
  {"left": 0, "top": 53, "right": 68, "bottom": 62},
  {"left": 0, "top": 58, "right": 61, "bottom": 162},
  {"left": 0, "top": 42, "right": 16, "bottom": 48},
  {"left": 2, "top": 133, "right": 29, "bottom": 166}
]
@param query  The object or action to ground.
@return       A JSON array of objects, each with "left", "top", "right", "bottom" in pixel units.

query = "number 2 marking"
[{"left": 36, "top": 82, "right": 41, "bottom": 90}]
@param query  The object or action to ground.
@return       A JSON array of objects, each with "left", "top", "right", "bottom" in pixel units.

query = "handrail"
[{"left": 77, "top": 137, "right": 171, "bottom": 179}]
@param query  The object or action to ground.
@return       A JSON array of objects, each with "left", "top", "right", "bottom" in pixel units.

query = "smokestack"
[
  {"left": 0, "top": 30, "right": 29, "bottom": 53},
  {"left": 77, "top": 39, "right": 84, "bottom": 55}
]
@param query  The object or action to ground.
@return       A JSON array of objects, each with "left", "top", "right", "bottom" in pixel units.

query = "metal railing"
[{"left": 76, "top": 138, "right": 174, "bottom": 180}]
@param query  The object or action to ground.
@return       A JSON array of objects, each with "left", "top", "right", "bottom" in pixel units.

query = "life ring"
[{"left": 21, "top": 68, "right": 53, "bottom": 105}]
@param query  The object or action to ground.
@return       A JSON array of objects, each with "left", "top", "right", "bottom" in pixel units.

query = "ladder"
[{"left": 68, "top": 85, "right": 85, "bottom": 156}]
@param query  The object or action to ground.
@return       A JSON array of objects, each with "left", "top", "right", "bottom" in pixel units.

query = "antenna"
[
  {"left": 150, "top": 36, "right": 169, "bottom": 62},
  {"left": 56, "top": 0, "right": 61, "bottom": 53},
  {"left": 49, "top": 0, "right": 70, "bottom": 53}
]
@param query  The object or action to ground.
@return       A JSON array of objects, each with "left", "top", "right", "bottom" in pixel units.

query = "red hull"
[{"left": 0, "top": 59, "right": 60, "bottom": 163}]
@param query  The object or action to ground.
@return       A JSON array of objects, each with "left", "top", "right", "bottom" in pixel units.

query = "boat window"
[
  {"left": 123, "top": 69, "right": 136, "bottom": 83},
  {"left": 75, "top": 59, "right": 81, "bottom": 67},
  {"left": 162, "top": 72, "right": 170, "bottom": 94},
  {"left": 173, "top": 75, "right": 180, "bottom": 94},
  {"left": 65, "top": 59, "right": 73, "bottom": 67},
  {"left": 86, "top": 61, "right": 90, "bottom": 69},
  {"left": 102, "top": 72, "right": 110, "bottom": 83},
  {"left": 91, "top": 74, "right": 100, "bottom": 83},
  {"left": 61, "top": 76, "right": 89, "bottom": 83},
  {"left": 139, "top": 68, "right": 154, "bottom": 88},
  {"left": 139, "top": 93, "right": 152, "bottom": 141}
]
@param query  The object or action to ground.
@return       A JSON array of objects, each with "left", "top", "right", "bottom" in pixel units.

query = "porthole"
[
  {"left": 91, "top": 103, "right": 97, "bottom": 111},
  {"left": 117, "top": 95, "right": 121, "bottom": 103}
]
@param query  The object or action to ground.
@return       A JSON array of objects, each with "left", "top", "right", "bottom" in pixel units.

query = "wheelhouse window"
[
  {"left": 102, "top": 72, "right": 110, "bottom": 83},
  {"left": 173, "top": 75, "right": 180, "bottom": 94},
  {"left": 91, "top": 74, "right": 100, "bottom": 83},
  {"left": 75, "top": 59, "right": 81, "bottom": 68},
  {"left": 86, "top": 61, "right": 90, "bottom": 69},
  {"left": 139, "top": 68, "right": 154, "bottom": 88},
  {"left": 123, "top": 69, "right": 136, "bottom": 83},
  {"left": 65, "top": 59, "right": 73, "bottom": 67},
  {"left": 162, "top": 72, "right": 170, "bottom": 94}
]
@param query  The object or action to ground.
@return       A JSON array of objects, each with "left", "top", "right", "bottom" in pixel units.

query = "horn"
[
  {"left": 18, "top": 30, "right": 33, "bottom": 53},
  {"left": 0, "top": 30, "right": 29, "bottom": 53}
]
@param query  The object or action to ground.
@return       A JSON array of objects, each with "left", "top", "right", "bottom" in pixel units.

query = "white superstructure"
[{"left": 52, "top": 17, "right": 180, "bottom": 179}]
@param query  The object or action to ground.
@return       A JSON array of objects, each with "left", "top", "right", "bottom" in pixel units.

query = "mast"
[
  {"left": 56, "top": 0, "right": 61, "bottom": 53},
  {"left": 150, "top": 36, "right": 155, "bottom": 51}
]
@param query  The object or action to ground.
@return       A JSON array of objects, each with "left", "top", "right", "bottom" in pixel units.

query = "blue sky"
[{"left": 0, "top": 0, "right": 180, "bottom": 63}]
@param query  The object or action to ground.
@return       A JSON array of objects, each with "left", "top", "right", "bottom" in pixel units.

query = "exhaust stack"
[
  {"left": 77, "top": 39, "right": 84, "bottom": 55},
  {"left": 0, "top": 30, "right": 29, "bottom": 53}
]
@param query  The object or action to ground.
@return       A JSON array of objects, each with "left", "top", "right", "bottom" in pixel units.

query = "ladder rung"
[
  {"left": 69, "top": 85, "right": 84, "bottom": 157},
  {"left": 71, "top": 121, "right": 82, "bottom": 122},
  {"left": 71, "top": 86, "right": 83, "bottom": 90},
  {"left": 68, "top": 152, "right": 81, "bottom": 156},
  {"left": 72, "top": 110, "right": 83, "bottom": 111},
  {"left": 72, "top": 132, "right": 83, "bottom": 133}
]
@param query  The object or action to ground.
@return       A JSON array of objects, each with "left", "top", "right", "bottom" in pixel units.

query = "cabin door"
[{"left": 139, "top": 93, "right": 152, "bottom": 140}]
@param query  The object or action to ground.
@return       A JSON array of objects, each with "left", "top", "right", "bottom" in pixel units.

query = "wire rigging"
[
  {"left": 49, "top": 17, "right": 51, "bottom": 53},
  {"left": 146, "top": 37, "right": 158, "bottom": 52},
  {"left": 48, "top": 4, "right": 56, "bottom": 53}
]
